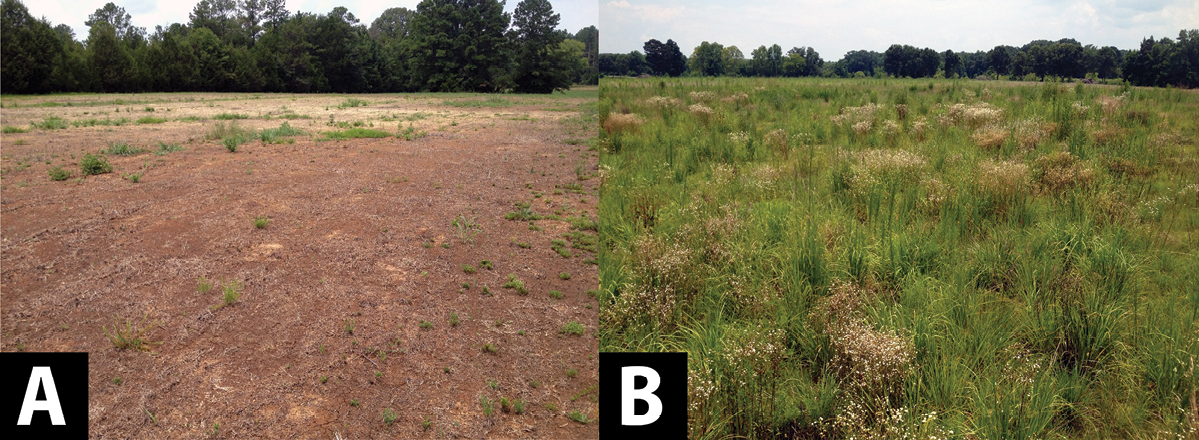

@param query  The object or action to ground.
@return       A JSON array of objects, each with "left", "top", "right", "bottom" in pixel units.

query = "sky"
[
  {"left": 600, "top": 0, "right": 1199, "bottom": 60},
  {"left": 23, "top": 0, "right": 598, "bottom": 41}
]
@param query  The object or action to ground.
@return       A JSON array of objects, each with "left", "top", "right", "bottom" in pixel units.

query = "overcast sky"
[
  {"left": 24, "top": 0, "right": 598, "bottom": 41},
  {"left": 600, "top": 0, "right": 1198, "bottom": 60}
]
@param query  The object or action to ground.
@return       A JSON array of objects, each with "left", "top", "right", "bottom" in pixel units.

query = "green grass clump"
[
  {"left": 207, "top": 121, "right": 253, "bottom": 143},
  {"left": 504, "top": 202, "right": 541, "bottom": 220},
  {"left": 443, "top": 96, "right": 511, "bottom": 107},
  {"left": 32, "top": 117, "right": 69, "bottom": 129},
  {"left": 502, "top": 274, "right": 529, "bottom": 295},
  {"left": 71, "top": 117, "right": 130, "bottom": 127},
  {"left": 48, "top": 166, "right": 72, "bottom": 181},
  {"left": 337, "top": 98, "right": 369, "bottom": 109},
  {"left": 155, "top": 142, "right": 184, "bottom": 155},
  {"left": 213, "top": 113, "right": 249, "bottom": 120},
  {"left": 2, "top": 125, "right": 28, "bottom": 133},
  {"left": 561, "top": 321, "right": 584, "bottom": 335},
  {"left": 323, "top": 128, "right": 391, "bottom": 140},
  {"left": 104, "top": 143, "right": 146, "bottom": 156},
  {"left": 258, "top": 121, "right": 303, "bottom": 143},
  {"left": 80, "top": 153, "right": 112, "bottom": 175},
  {"left": 136, "top": 116, "right": 167, "bottom": 124},
  {"left": 599, "top": 77, "right": 1199, "bottom": 440}
]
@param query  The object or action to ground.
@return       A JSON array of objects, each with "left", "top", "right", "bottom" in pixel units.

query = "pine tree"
[
  {"left": 409, "top": 0, "right": 512, "bottom": 92},
  {"left": 511, "top": 0, "right": 572, "bottom": 93}
]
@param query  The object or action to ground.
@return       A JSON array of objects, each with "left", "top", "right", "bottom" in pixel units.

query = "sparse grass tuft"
[
  {"left": 258, "top": 121, "right": 303, "bottom": 143},
  {"left": 33, "top": 117, "right": 69, "bottom": 130},
  {"left": 213, "top": 113, "right": 249, "bottom": 120},
  {"left": 103, "top": 313, "right": 161, "bottom": 351},
  {"left": 105, "top": 143, "right": 146, "bottom": 156}
]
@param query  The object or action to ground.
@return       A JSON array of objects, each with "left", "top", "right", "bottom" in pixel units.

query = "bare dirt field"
[{"left": 0, "top": 89, "right": 599, "bottom": 439}]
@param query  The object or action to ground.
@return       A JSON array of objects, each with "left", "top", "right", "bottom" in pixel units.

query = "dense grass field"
[{"left": 597, "top": 77, "right": 1198, "bottom": 439}]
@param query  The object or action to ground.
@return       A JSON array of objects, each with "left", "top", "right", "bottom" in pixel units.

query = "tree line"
[
  {"left": 0, "top": 0, "right": 599, "bottom": 95},
  {"left": 599, "top": 30, "right": 1198, "bottom": 88}
]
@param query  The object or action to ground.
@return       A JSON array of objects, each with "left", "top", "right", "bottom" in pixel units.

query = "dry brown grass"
[
  {"left": 764, "top": 128, "right": 788, "bottom": 157},
  {"left": 979, "top": 159, "right": 1030, "bottom": 197},
  {"left": 972, "top": 126, "right": 1007, "bottom": 149},
  {"left": 601, "top": 113, "right": 644, "bottom": 134},
  {"left": 1092, "top": 122, "right": 1125, "bottom": 146},
  {"left": 1034, "top": 151, "right": 1095, "bottom": 195},
  {"left": 720, "top": 92, "right": 749, "bottom": 104},
  {"left": 643, "top": 96, "right": 681, "bottom": 108},
  {"left": 688, "top": 104, "right": 714, "bottom": 125}
]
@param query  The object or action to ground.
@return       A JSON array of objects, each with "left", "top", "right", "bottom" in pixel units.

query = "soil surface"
[{"left": 0, "top": 91, "right": 600, "bottom": 439}]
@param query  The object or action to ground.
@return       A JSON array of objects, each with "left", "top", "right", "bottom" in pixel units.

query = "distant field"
[
  {"left": 0, "top": 87, "right": 598, "bottom": 147},
  {"left": 598, "top": 77, "right": 1198, "bottom": 439}
]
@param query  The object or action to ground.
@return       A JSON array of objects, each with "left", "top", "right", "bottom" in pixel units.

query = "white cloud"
[{"left": 602, "top": 0, "right": 683, "bottom": 23}]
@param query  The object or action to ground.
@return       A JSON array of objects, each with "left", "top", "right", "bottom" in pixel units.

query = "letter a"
[
  {"left": 621, "top": 366, "right": 662, "bottom": 426},
  {"left": 18, "top": 367, "right": 66, "bottom": 425}
]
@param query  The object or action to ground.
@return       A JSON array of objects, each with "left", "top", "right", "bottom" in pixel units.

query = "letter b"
[{"left": 621, "top": 366, "right": 662, "bottom": 426}]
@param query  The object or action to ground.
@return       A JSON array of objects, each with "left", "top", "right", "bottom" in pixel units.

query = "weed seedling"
[
  {"left": 220, "top": 280, "right": 241, "bottom": 306},
  {"left": 253, "top": 215, "right": 271, "bottom": 229},
  {"left": 480, "top": 396, "right": 494, "bottom": 416},
  {"left": 419, "top": 320, "right": 432, "bottom": 329},
  {"left": 559, "top": 272, "right": 572, "bottom": 280},
  {"left": 382, "top": 408, "right": 396, "bottom": 425},
  {"left": 450, "top": 312, "right": 460, "bottom": 327},
  {"left": 462, "top": 264, "right": 476, "bottom": 274},
  {"left": 567, "top": 410, "right": 591, "bottom": 423},
  {"left": 480, "top": 260, "right": 494, "bottom": 270}
]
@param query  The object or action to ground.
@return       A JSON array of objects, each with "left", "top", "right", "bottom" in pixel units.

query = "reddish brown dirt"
[{"left": 0, "top": 94, "right": 599, "bottom": 439}]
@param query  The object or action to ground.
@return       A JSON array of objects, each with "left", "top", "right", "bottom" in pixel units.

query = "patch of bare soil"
[{"left": 0, "top": 92, "right": 600, "bottom": 438}]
